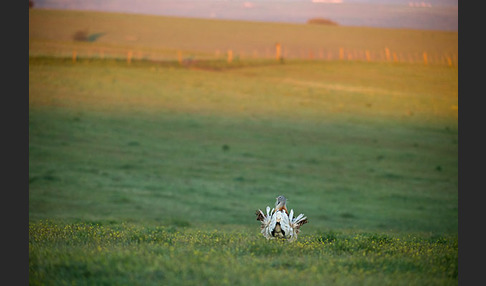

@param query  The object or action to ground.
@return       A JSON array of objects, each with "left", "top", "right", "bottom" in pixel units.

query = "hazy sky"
[{"left": 31, "top": 0, "right": 458, "bottom": 31}]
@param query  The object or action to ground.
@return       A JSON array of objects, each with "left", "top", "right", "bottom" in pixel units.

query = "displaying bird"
[
  {"left": 275, "top": 195, "right": 289, "bottom": 214},
  {"left": 256, "top": 195, "right": 308, "bottom": 242}
]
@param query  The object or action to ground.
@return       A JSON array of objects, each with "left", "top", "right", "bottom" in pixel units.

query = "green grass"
[
  {"left": 29, "top": 57, "right": 457, "bottom": 232},
  {"left": 29, "top": 10, "right": 457, "bottom": 285},
  {"left": 29, "top": 221, "right": 457, "bottom": 286},
  {"left": 29, "top": 57, "right": 457, "bottom": 284}
]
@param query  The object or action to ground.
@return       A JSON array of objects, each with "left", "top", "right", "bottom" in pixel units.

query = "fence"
[{"left": 31, "top": 42, "right": 458, "bottom": 67}]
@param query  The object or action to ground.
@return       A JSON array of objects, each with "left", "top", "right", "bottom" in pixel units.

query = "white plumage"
[{"left": 256, "top": 195, "right": 308, "bottom": 242}]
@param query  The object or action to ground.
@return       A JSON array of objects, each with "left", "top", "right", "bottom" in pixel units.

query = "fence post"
[
  {"left": 423, "top": 52, "right": 428, "bottom": 65},
  {"left": 127, "top": 50, "right": 133, "bottom": 64},
  {"left": 365, "top": 50, "right": 371, "bottom": 62},
  {"left": 72, "top": 51, "right": 77, "bottom": 63},
  {"left": 339, "top": 48, "right": 344, "bottom": 60},
  {"left": 227, "top": 50, "right": 233, "bottom": 64},
  {"left": 177, "top": 50, "right": 182, "bottom": 64},
  {"left": 275, "top": 43, "right": 281, "bottom": 61}
]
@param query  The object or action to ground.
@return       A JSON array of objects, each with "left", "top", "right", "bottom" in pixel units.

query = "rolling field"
[
  {"left": 29, "top": 9, "right": 458, "bottom": 285},
  {"left": 29, "top": 9, "right": 458, "bottom": 63}
]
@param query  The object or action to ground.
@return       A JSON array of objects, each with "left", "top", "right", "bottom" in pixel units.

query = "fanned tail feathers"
[
  {"left": 256, "top": 205, "right": 308, "bottom": 242},
  {"left": 255, "top": 210, "right": 265, "bottom": 221}
]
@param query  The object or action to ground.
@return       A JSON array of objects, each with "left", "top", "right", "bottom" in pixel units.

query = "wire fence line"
[{"left": 30, "top": 42, "right": 458, "bottom": 67}]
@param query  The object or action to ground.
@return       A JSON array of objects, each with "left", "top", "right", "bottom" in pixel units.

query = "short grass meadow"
[
  {"left": 29, "top": 9, "right": 458, "bottom": 285},
  {"left": 29, "top": 220, "right": 457, "bottom": 285}
]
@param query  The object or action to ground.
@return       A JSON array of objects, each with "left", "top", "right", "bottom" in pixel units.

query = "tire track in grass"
[{"left": 280, "top": 78, "right": 406, "bottom": 97}]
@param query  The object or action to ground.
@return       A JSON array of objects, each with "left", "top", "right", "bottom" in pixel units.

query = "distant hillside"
[
  {"left": 31, "top": 0, "right": 457, "bottom": 31},
  {"left": 29, "top": 9, "right": 457, "bottom": 64}
]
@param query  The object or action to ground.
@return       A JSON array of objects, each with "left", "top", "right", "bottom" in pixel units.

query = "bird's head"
[{"left": 275, "top": 195, "right": 287, "bottom": 207}]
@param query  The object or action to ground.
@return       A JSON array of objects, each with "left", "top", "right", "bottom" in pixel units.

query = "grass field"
[
  {"left": 29, "top": 220, "right": 457, "bottom": 286},
  {"left": 29, "top": 9, "right": 458, "bottom": 285}
]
